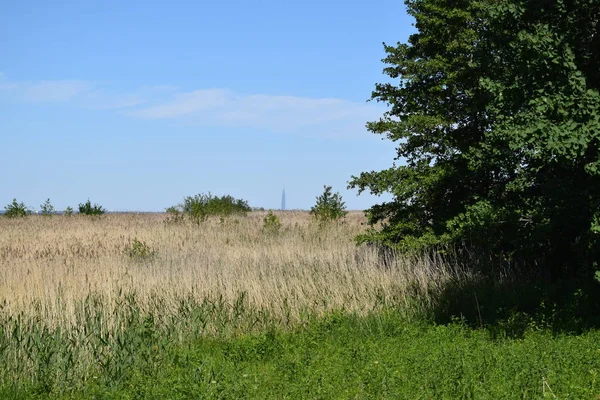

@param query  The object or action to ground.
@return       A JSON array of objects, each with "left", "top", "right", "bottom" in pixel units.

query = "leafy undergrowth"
[{"left": 4, "top": 310, "right": 600, "bottom": 399}]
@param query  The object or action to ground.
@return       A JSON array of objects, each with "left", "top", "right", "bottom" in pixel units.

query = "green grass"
[{"left": 3, "top": 309, "right": 599, "bottom": 399}]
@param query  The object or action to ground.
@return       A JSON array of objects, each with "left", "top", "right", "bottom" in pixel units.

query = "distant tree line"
[
  {"left": 3, "top": 198, "right": 105, "bottom": 217},
  {"left": 3, "top": 186, "right": 349, "bottom": 222}
]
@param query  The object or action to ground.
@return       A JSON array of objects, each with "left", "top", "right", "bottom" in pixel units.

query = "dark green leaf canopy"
[{"left": 350, "top": 0, "right": 600, "bottom": 274}]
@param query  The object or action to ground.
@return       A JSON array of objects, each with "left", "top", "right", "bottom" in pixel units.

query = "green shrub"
[
  {"left": 40, "top": 198, "right": 55, "bottom": 217},
  {"left": 310, "top": 186, "right": 347, "bottom": 222},
  {"left": 175, "top": 193, "right": 251, "bottom": 224},
  {"left": 4, "top": 199, "right": 31, "bottom": 218},
  {"left": 182, "top": 194, "right": 210, "bottom": 224},
  {"left": 64, "top": 206, "right": 74, "bottom": 216},
  {"left": 263, "top": 210, "right": 281, "bottom": 233},
  {"left": 78, "top": 199, "right": 105, "bottom": 216},
  {"left": 126, "top": 238, "right": 156, "bottom": 262}
]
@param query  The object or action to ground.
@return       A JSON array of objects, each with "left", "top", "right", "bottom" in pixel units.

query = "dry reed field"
[
  {"left": 0, "top": 211, "right": 462, "bottom": 389},
  {"left": 0, "top": 211, "right": 456, "bottom": 329}
]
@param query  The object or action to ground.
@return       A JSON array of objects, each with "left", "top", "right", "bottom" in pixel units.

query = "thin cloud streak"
[
  {"left": 80, "top": 92, "right": 148, "bottom": 110},
  {"left": 1, "top": 75, "right": 383, "bottom": 136},
  {"left": 0, "top": 83, "right": 18, "bottom": 91},
  {"left": 128, "top": 89, "right": 382, "bottom": 134},
  {"left": 22, "top": 80, "right": 92, "bottom": 103},
  {"left": 130, "top": 89, "right": 232, "bottom": 118}
]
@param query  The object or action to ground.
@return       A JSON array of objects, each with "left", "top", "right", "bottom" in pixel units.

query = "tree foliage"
[
  {"left": 310, "top": 185, "right": 348, "bottom": 222},
  {"left": 350, "top": 0, "right": 600, "bottom": 275},
  {"left": 78, "top": 199, "right": 106, "bottom": 216},
  {"left": 40, "top": 198, "right": 55, "bottom": 217},
  {"left": 4, "top": 199, "right": 31, "bottom": 218}
]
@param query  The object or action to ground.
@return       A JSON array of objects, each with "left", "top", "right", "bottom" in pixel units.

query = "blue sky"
[{"left": 0, "top": 1, "right": 415, "bottom": 211}]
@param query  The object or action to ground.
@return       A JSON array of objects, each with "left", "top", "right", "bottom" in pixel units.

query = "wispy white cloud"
[
  {"left": 22, "top": 80, "right": 91, "bottom": 102},
  {"left": 79, "top": 91, "right": 147, "bottom": 110},
  {"left": 79, "top": 85, "right": 179, "bottom": 110},
  {"left": 130, "top": 89, "right": 232, "bottom": 118},
  {"left": 127, "top": 89, "right": 381, "bottom": 134},
  {"left": 0, "top": 74, "right": 174, "bottom": 109},
  {"left": 1, "top": 75, "right": 383, "bottom": 136}
]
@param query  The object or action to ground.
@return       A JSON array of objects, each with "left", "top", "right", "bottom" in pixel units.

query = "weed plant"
[
  {"left": 262, "top": 210, "right": 281, "bottom": 233},
  {"left": 126, "top": 238, "right": 157, "bottom": 262}
]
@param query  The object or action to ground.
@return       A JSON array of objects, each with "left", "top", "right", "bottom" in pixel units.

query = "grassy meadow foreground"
[{"left": 0, "top": 212, "right": 599, "bottom": 399}]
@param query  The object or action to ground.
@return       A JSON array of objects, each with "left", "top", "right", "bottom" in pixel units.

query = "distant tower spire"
[{"left": 281, "top": 188, "right": 286, "bottom": 211}]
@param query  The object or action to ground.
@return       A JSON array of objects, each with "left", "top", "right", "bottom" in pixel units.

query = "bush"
[
  {"left": 40, "top": 198, "right": 55, "bottom": 217},
  {"left": 125, "top": 238, "right": 156, "bottom": 262},
  {"left": 4, "top": 199, "right": 31, "bottom": 218},
  {"left": 176, "top": 193, "right": 251, "bottom": 224},
  {"left": 182, "top": 194, "right": 210, "bottom": 224},
  {"left": 78, "top": 199, "right": 105, "bottom": 216},
  {"left": 64, "top": 206, "right": 74, "bottom": 216},
  {"left": 263, "top": 210, "right": 282, "bottom": 233},
  {"left": 310, "top": 186, "right": 347, "bottom": 222}
]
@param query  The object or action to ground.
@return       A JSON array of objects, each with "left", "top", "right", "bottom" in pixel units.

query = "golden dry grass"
[{"left": 0, "top": 211, "right": 459, "bottom": 330}]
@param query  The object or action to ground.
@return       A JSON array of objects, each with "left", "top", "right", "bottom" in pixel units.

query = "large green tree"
[{"left": 350, "top": 0, "right": 600, "bottom": 275}]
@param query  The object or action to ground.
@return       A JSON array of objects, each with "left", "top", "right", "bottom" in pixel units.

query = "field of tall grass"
[
  {"left": 0, "top": 213, "right": 452, "bottom": 392},
  {"left": 1, "top": 212, "right": 598, "bottom": 398},
  {"left": 0, "top": 212, "right": 457, "bottom": 322}
]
